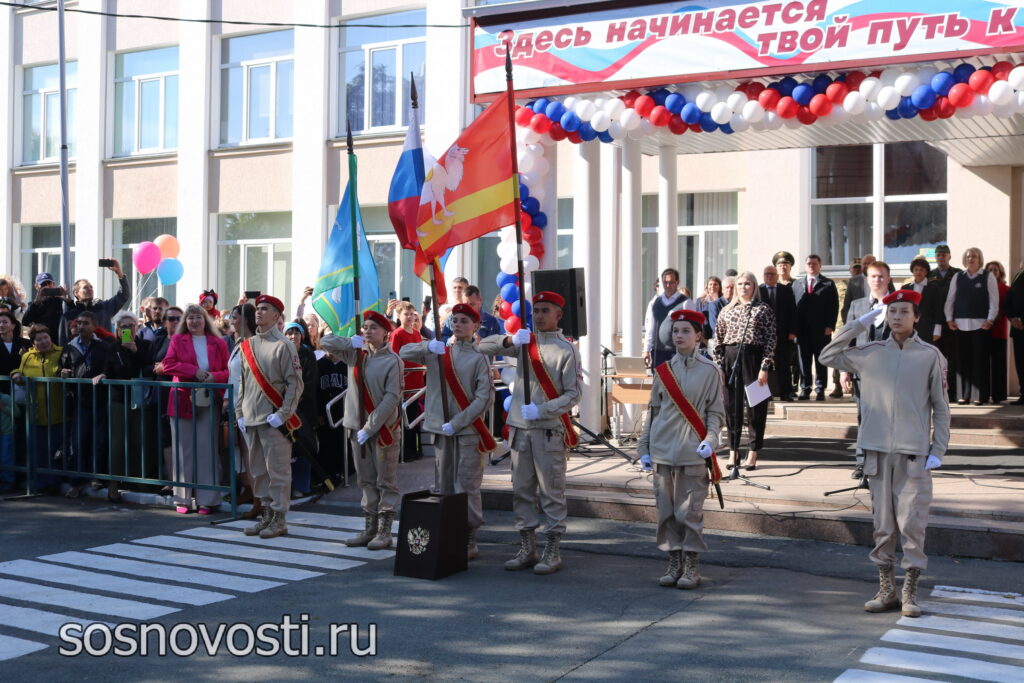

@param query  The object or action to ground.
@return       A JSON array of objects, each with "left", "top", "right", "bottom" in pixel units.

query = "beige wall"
[
  {"left": 112, "top": 0, "right": 180, "bottom": 51},
  {"left": 105, "top": 159, "right": 177, "bottom": 218},
  {"left": 326, "top": 138, "right": 405, "bottom": 208},
  {"left": 12, "top": 170, "right": 76, "bottom": 224},
  {"left": 210, "top": 149, "right": 292, "bottom": 213},
  {"left": 947, "top": 162, "right": 1015, "bottom": 270},
  {"left": 16, "top": 9, "right": 77, "bottom": 65}
]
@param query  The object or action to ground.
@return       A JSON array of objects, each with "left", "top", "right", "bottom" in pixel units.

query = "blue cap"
[{"left": 35, "top": 272, "right": 55, "bottom": 286}]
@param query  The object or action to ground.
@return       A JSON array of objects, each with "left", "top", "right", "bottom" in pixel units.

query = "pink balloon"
[{"left": 132, "top": 241, "right": 162, "bottom": 274}]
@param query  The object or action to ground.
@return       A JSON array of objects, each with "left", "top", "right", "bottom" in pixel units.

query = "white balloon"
[
  {"left": 971, "top": 94, "right": 994, "bottom": 116},
  {"left": 859, "top": 76, "right": 882, "bottom": 101},
  {"left": 523, "top": 255, "right": 540, "bottom": 271},
  {"left": 590, "top": 110, "right": 611, "bottom": 132},
  {"left": 695, "top": 90, "right": 717, "bottom": 112},
  {"left": 726, "top": 91, "right": 748, "bottom": 113},
  {"left": 880, "top": 67, "right": 900, "bottom": 86},
  {"left": 519, "top": 170, "right": 538, "bottom": 187},
  {"left": 863, "top": 101, "right": 884, "bottom": 120},
  {"left": 593, "top": 97, "right": 607, "bottom": 110},
  {"left": 619, "top": 108, "right": 641, "bottom": 130},
  {"left": 562, "top": 96, "right": 578, "bottom": 112},
  {"left": 988, "top": 80, "right": 1014, "bottom": 106},
  {"left": 640, "top": 118, "right": 656, "bottom": 136},
  {"left": 574, "top": 100, "right": 596, "bottom": 121},
  {"left": 627, "top": 122, "right": 647, "bottom": 139},
  {"left": 518, "top": 153, "right": 536, "bottom": 173},
  {"left": 762, "top": 111, "right": 783, "bottom": 130},
  {"left": 830, "top": 105, "right": 849, "bottom": 125},
  {"left": 500, "top": 367, "right": 516, "bottom": 385},
  {"left": 527, "top": 183, "right": 545, "bottom": 204},
  {"left": 497, "top": 242, "right": 517, "bottom": 259},
  {"left": 1008, "top": 65, "right": 1024, "bottom": 91},
  {"left": 729, "top": 113, "right": 749, "bottom": 132},
  {"left": 531, "top": 156, "right": 549, "bottom": 176},
  {"left": 682, "top": 84, "right": 703, "bottom": 101},
  {"left": 1015, "top": 90, "right": 1024, "bottom": 113},
  {"left": 714, "top": 84, "right": 734, "bottom": 102},
  {"left": 526, "top": 143, "right": 544, "bottom": 157},
  {"left": 783, "top": 115, "right": 803, "bottom": 129},
  {"left": 710, "top": 101, "right": 733, "bottom": 125},
  {"left": 876, "top": 85, "right": 900, "bottom": 110},
  {"left": 894, "top": 72, "right": 920, "bottom": 97},
  {"left": 916, "top": 66, "right": 939, "bottom": 84},
  {"left": 608, "top": 121, "right": 626, "bottom": 139},
  {"left": 741, "top": 99, "right": 765, "bottom": 123},
  {"left": 522, "top": 129, "right": 541, "bottom": 144},
  {"left": 500, "top": 256, "right": 518, "bottom": 275},
  {"left": 604, "top": 98, "right": 625, "bottom": 119},
  {"left": 843, "top": 90, "right": 867, "bottom": 115},
  {"left": 539, "top": 133, "right": 556, "bottom": 146}
]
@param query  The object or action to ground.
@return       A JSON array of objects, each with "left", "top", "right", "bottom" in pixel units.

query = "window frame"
[
  {"left": 17, "top": 223, "right": 76, "bottom": 288},
  {"left": 20, "top": 62, "right": 77, "bottom": 164},
  {"left": 110, "top": 218, "right": 178, "bottom": 300},
  {"left": 112, "top": 48, "right": 179, "bottom": 157},
  {"left": 219, "top": 33, "right": 294, "bottom": 146}
]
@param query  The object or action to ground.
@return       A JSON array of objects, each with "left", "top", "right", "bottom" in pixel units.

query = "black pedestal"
[{"left": 394, "top": 490, "right": 468, "bottom": 580}]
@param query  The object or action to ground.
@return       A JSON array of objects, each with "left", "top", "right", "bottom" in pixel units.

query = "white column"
[
  {"left": 620, "top": 139, "right": 642, "bottom": 357},
  {"left": 657, "top": 145, "right": 678, "bottom": 278},
  {"left": 0, "top": 6, "right": 13, "bottom": 274},
  {"left": 291, "top": 2, "right": 331, "bottom": 309},
  {"left": 599, "top": 143, "right": 620, "bottom": 350},
  {"left": 572, "top": 141, "right": 600, "bottom": 435},
  {"left": 539, "top": 142, "right": 558, "bottom": 270},
  {"left": 175, "top": 0, "right": 213, "bottom": 302},
  {"left": 73, "top": 0, "right": 107, "bottom": 289}
]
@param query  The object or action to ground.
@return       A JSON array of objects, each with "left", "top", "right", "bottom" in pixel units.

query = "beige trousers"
[
  {"left": 654, "top": 463, "right": 709, "bottom": 553},
  {"left": 865, "top": 450, "right": 933, "bottom": 571},
  {"left": 349, "top": 432, "right": 401, "bottom": 514},
  {"left": 510, "top": 427, "right": 568, "bottom": 535},
  {"left": 434, "top": 434, "right": 487, "bottom": 529},
  {"left": 247, "top": 425, "right": 293, "bottom": 513}
]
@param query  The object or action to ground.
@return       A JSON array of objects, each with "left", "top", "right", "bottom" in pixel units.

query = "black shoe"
[
  {"left": 956, "top": 399, "right": 968, "bottom": 405},
  {"left": 1013, "top": 396, "right": 1024, "bottom": 405},
  {"left": 851, "top": 464, "right": 864, "bottom": 479},
  {"left": 972, "top": 400, "right": 985, "bottom": 406},
  {"left": 816, "top": 392, "right": 826, "bottom": 401},
  {"left": 781, "top": 394, "right": 794, "bottom": 402},
  {"left": 797, "top": 392, "right": 811, "bottom": 401}
]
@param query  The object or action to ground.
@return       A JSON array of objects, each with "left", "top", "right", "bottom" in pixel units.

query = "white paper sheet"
[{"left": 744, "top": 380, "right": 772, "bottom": 407}]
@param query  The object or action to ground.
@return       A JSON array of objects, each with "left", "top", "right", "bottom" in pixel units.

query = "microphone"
[{"left": 601, "top": 345, "right": 615, "bottom": 357}]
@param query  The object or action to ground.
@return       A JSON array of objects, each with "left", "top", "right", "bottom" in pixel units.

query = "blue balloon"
[
  {"left": 597, "top": 130, "right": 614, "bottom": 143},
  {"left": 910, "top": 84, "right": 936, "bottom": 110},
  {"left": 519, "top": 183, "right": 530, "bottom": 200},
  {"left": 500, "top": 283, "right": 520, "bottom": 303},
  {"left": 531, "top": 211, "right": 548, "bottom": 229},
  {"left": 521, "top": 196, "right": 540, "bottom": 216},
  {"left": 651, "top": 88, "right": 670, "bottom": 105},
  {"left": 792, "top": 83, "right": 813, "bottom": 105},
  {"left": 577, "top": 122, "right": 597, "bottom": 141},
  {"left": 836, "top": 73, "right": 848, "bottom": 82},
  {"left": 698, "top": 112, "right": 719, "bottom": 132},
  {"left": 812, "top": 74, "right": 833, "bottom": 94},
  {"left": 503, "top": 395, "right": 513, "bottom": 412},
  {"left": 664, "top": 93, "right": 686, "bottom": 114},
  {"left": 768, "top": 82, "right": 782, "bottom": 92},
  {"left": 885, "top": 108, "right": 902, "bottom": 121},
  {"left": 680, "top": 102, "right": 702, "bottom": 124},
  {"left": 979, "top": 65, "right": 993, "bottom": 72},
  {"left": 156, "top": 257, "right": 184, "bottom": 286},
  {"left": 559, "top": 111, "right": 581, "bottom": 132},
  {"left": 532, "top": 98, "right": 550, "bottom": 114},
  {"left": 511, "top": 300, "right": 532, "bottom": 317},
  {"left": 719, "top": 122, "right": 734, "bottom": 134},
  {"left": 930, "top": 71, "right": 955, "bottom": 97},
  {"left": 779, "top": 76, "right": 798, "bottom": 96},
  {"left": 897, "top": 97, "right": 918, "bottom": 119},
  {"left": 496, "top": 272, "right": 518, "bottom": 288},
  {"left": 953, "top": 63, "right": 975, "bottom": 83},
  {"left": 545, "top": 101, "right": 565, "bottom": 122}
]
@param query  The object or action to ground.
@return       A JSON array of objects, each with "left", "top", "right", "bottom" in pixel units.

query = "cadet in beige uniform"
[
  {"left": 319, "top": 310, "right": 403, "bottom": 550},
  {"left": 638, "top": 309, "right": 725, "bottom": 589},
  {"left": 821, "top": 289, "right": 950, "bottom": 617},
  {"left": 478, "top": 291, "right": 581, "bottom": 575},
  {"left": 400, "top": 303, "right": 494, "bottom": 560},
  {"left": 237, "top": 295, "right": 303, "bottom": 539}
]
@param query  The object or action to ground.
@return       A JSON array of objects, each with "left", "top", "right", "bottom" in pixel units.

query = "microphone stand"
[
  {"left": 723, "top": 301, "right": 771, "bottom": 491},
  {"left": 600, "top": 345, "right": 614, "bottom": 436}
]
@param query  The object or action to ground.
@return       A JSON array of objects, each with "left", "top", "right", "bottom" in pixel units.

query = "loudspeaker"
[
  {"left": 393, "top": 490, "right": 468, "bottom": 580},
  {"left": 531, "top": 267, "right": 587, "bottom": 338}
]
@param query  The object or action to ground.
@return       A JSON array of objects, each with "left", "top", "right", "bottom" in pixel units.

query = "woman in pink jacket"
[{"left": 162, "top": 304, "right": 229, "bottom": 514}]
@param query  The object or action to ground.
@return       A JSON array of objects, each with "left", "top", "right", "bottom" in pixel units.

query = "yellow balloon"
[{"left": 153, "top": 234, "right": 180, "bottom": 259}]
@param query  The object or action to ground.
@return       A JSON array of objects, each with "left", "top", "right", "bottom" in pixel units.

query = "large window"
[
  {"left": 220, "top": 31, "right": 294, "bottom": 145},
  {"left": 812, "top": 142, "right": 947, "bottom": 269},
  {"left": 22, "top": 62, "right": 77, "bottom": 163},
  {"left": 217, "top": 212, "right": 292, "bottom": 313},
  {"left": 114, "top": 47, "right": 179, "bottom": 155},
  {"left": 340, "top": 10, "right": 426, "bottom": 134},
  {"left": 19, "top": 224, "right": 76, "bottom": 287},
  {"left": 112, "top": 218, "right": 177, "bottom": 303}
]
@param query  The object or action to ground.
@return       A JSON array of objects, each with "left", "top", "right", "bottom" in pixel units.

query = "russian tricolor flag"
[{"left": 387, "top": 102, "right": 425, "bottom": 252}]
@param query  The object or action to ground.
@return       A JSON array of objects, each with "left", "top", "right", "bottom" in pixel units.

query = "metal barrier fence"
[{"left": 0, "top": 375, "right": 239, "bottom": 518}]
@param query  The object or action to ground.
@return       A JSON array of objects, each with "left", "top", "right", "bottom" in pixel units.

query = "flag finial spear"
[
  {"left": 410, "top": 72, "right": 419, "bottom": 109},
  {"left": 346, "top": 120, "right": 354, "bottom": 155},
  {"left": 504, "top": 42, "right": 513, "bottom": 82}
]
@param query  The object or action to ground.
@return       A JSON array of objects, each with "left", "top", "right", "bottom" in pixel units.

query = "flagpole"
[
  {"left": 57, "top": 0, "right": 72, "bottom": 291},
  {"left": 504, "top": 46, "right": 533, "bottom": 408},
  {"left": 347, "top": 123, "right": 367, "bottom": 461}
]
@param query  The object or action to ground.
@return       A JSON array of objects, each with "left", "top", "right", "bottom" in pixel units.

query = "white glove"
[
  {"left": 350, "top": 334, "right": 365, "bottom": 349},
  {"left": 428, "top": 340, "right": 446, "bottom": 355},
  {"left": 356, "top": 429, "right": 369, "bottom": 445},
  {"left": 520, "top": 403, "right": 540, "bottom": 421},
  {"left": 857, "top": 307, "right": 884, "bottom": 327},
  {"left": 511, "top": 329, "right": 532, "bottom": 347},
  {"left": 441, "top": 423, "right": 455, "bottom": 436},
  {"left": 236, "top": 417, "right": 246, "bottom": 434},
  {"left": 266, "top": 413, "right": 283, "bottom": 429},
  {"left": 696, "top": 441, "right": 713, "bottom": 459},
  {"left": 639, "top": 454, "right": 652, "bottom": 471},
  {"left": 925, "top": 454, "right": 942, "bottom": 470}
]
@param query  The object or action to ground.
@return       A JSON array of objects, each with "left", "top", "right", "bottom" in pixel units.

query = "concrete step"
[
  {"left": 764, "top": 420, "right": 1024, "bottom": 447},
  {"left": 779, "top": 405, "right": 1024, "bottom": 430}
]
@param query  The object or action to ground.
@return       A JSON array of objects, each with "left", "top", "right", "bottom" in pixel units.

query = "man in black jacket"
[
  {"left": 62, "top": 258, "right": 131, "bottom": 340},
  {"left": 901, "top": 257, "right": 943, "bottom": 344},
  {"left": 22, "top": 272, "right": 69, "bottom": 342},
  {"left": 792, "top": 254, "right": 840, "bottom": 401},
  {"left": 928, "top": 245, "right": 961, "bottom": 401},
  {"left": 761, "top": 265, "right": 798, "bottom": 401},
  {"left": 1008, "top": 264, "right": 1024, "bottom": 405}
]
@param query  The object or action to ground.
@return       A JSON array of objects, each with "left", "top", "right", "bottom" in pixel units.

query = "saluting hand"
[
  {"left": 427, "top": 340, "right": 446, "bottom": 355},
  {"left": 350, "top": 335, "right": 365, "bottom": 349}
]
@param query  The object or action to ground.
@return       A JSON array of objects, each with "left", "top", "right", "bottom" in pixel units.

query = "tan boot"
[
  {"left": 467, "top": 528, "right": 480, "bottom": 561},
  {"left": 864, "top": 564, "right": 900, "bottom": 612},
  {"left": 344, "top": 513, "right": 378, "bottom": 547},
  {"left": 259, "top": 510, "right": 288, "bottom": 539},
  {"left": 659, "top": 550, "right": 683, "bottom": 587},
  {"left": 676, "top": 552, "right": 701, "bottom": 589},
  {"left": 504, "top": 530, "right": 538, "bottom": 571},
  {"left": 367, "top": 511, "right": 395, "bottom": 550},
  {"left": 533, "top": 532, "right": 563, "bottom": 575},
  {"left": 901, "top": 568, "right": 922, "bottom": 618},
  {"left": 244, "top": 506, "right": 272, "bottom": 536},
  {"left": 241, "top": 497, "right": 263, "bottom": 520}
]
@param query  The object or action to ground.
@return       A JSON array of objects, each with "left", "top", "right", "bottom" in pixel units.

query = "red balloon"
[
  {"left": 634, "top": 95, "right": 656, "bottom": 117},
  {"left": 992, "top": 60, "right": 1014, "bottom": 80},
  {"left": 505, "top": 315, "right": 522, "bottom": 334},
  {"left": 649, "top": 105, "right": 671, "bottom": 126},
  {"left": 668, "top": 114, "right": 688, "bottom": 134},
  {"left": 808, "top": 94, "right": 833, "bottom": 117},
  {"left": 529, "top": 113, "right": 552, "bottom": 134},
  {"left": 746, "top": 82, "right": 766, "bottom": 99},
  {"left": 758, "top": 88, "right": 781, "bottom": 111},
  {"left": 918, "top": 106, "right": 938, "bottom": 122},
  {"left": 796, "top": 105, "right": 818, "bottom": 125},
  {"left": 525, "top": 228, "right": 542, "bottom": 244},
  {"left": 934, "top": 96, "right": 956, "bottom": 119},
  {"left": 776, "top": 95, "right": 799, "bottom": 118},
  {"left": 622, "top": 90, "right": 641, "bottom": 107},
  {"left": 844, "top": 71, "right": 866, "bottom": 90},
  {"left": 515, "top": 106, "right": 534, "bottom": 127},
  {"left": 968, "top": 69, "right": 994, "bottom": 94},
  {"left": 520, "top": 212, "right": 532, "bottom": 230},
  {"left": 868, "top": 70, "right": 882, "bottom": 78},
  {"left": 688, "top": 122, "right": 703, "bottom": 133},
  {"left": 567, "top": 131, "right": 583, "bottom": 144},
  {"left": 499, "top": 300, "right": 513, "bottom": 318},
  {"left": 825, "top": 81, "right": 849, "bottom": 103},
  {"left": 947, "top": 83, "right": 974, "bottom": 108},
  {"left": 548, "top": 122, "right": 568, "bottom": 141},
  {"left": 531, "top": 244, "right": 546, "bottom": 261}
]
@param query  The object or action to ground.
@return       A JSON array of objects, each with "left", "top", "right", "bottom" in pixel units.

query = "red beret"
[
  {"left": 670, "top": 309, "right": 706, "bottom": 326},
  {"left": 199, "top": 290, "right": 218, "bottom": 305},
  {"left": 883, "top": 290, "right": 921, "bottom": 306},
  {"left": 255, "top": 294, "right": 284, "bottom": 313},
  {"left": 533, "top": 291, "right": 565, "bottom": 308},
  {"left": 362, "top": 310, "right": 394, "bottom": 332},
  {"left": 451, "top": 303, "right": 480, "bottom": 323}
]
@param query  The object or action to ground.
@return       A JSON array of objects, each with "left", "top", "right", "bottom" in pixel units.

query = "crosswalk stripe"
[
  {"left": 130, "top": 535, "right": 366, "bottom": 572},
  {"left": 286, "top": 511, "right": 399, "bottom": 533},
  {"left": 0, "top": 603, "right": 113, "bottom": 637},
  {"left": 932, "top": 588, "right": 1024, "bottom": 608},
  {"left": 896, "top": 614, "right": 1024, "bottom": 641},
  {"left": 218, "top": 520, "right": 396, "bottom": 544},
  {"left": 89, "top": 543, "right": 323, "bottom": 581},
  {"left": 0, "top": 633, "right": 48, "bottom": 662},
  {"left": 833, "top": 669, "right": 935, "bottom": 682},
  {"left": 0, "top": 577, "right": 178, "bottom": 620},
  {"left": 0, "top": 559, "right": 232, "bottom": 607},
  {"left": 918, "top": 600, "right": 1024, "bottom": 625},
  {"left": 176, "top": 527, "right": 396, "bottom": 560},
  {"left": 882, "top": 628, "right": 1024, "bottom": 661},
  {"left": 935, "top": 585, "right": 1023, "bottom": 600},
  {"left": 860, "top": 646, "right": 1024, "bottom": 682},
  {"left": 37, "top": 551, "right": 283, "bottom": 594}
]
